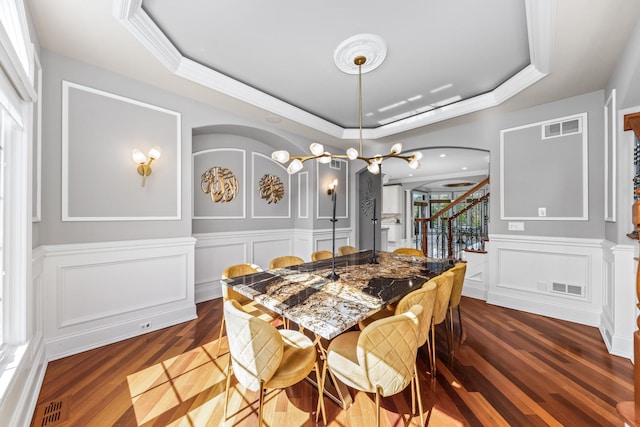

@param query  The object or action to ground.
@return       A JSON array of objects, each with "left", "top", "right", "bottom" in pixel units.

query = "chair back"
[
  {"left": 357, "top": 305, "right": 422, "bottom": 397},
  {"left": 338, "top": 245, "right": 357, "bottom": 256},
  {"left": 223, "top": 300, "right": 283, "bottom": 392},
  {"left": 311, "top": 250, "right": 333, "bottom": 261},
  {"left": 395, "top": 282, "right": 437, "bottom": 347},
  {"left": 393, "top": 247, "right": 426, "bottom": 258},
  {"left": 269, "top": 255, "right": 305, "bottom": 269},
  {"left": 449, "top": 262, "right": 467, "bottom": 308},
  {"left": 429, "top": 271, "right": 454, "bottom": 325},
  {"left": 221, "top": 263, "right": 261, "bottom": 303}
]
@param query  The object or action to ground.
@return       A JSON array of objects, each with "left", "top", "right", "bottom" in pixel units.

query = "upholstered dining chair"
[
  {"left": 425, "top": 270, "right": 454, "bottom": 377},
  {"left": 215, "top": 263, "right": 276, "bottom": 358},
  {"left": 223, "top": 300, "right": 326, "bottom": 426},
  {"left": 393, "top": 247, "right": 426, "bottom": 258},
  {"left": 337, "top": 245, "right": 357, "bottom": 256},
  {"left": 311, "top": 250, "right": 333, "bottom": 261},
  {"left": 325, "top": 305, "right": 424, "bottom": 427},
  {"left": 447, "top": 262, "right": 468, "bottom": 350},
  {"left": 269, "top": 255, "right": 305, "bottom": 270}
]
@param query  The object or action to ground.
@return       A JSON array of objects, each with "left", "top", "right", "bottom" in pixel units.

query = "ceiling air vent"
[{"left": 542, "top": 117, "right": 582, "bottom": 139}]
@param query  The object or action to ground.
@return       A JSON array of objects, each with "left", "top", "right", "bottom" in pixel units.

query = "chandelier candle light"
[
  {"left": 327, "top": 178, "right": 340, "bottom": 281},
  {"left": 271, "top": 39, "right": 422, "bottom": 174}
]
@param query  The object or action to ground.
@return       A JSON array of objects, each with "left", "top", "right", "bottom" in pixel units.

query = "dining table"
[{"left": 220, "top": 249, "right": 454, "bottom": 408}]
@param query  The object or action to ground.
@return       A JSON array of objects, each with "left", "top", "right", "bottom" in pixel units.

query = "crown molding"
[{"left": 114, "top": 0, "right": 554, "bottom": 139}]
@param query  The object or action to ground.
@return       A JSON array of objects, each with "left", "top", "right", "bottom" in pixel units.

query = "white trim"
[
  {"left": 250, "top": 152, "right": 291, "bottom": 219},
  {"left": 298, "top": 171, "right": 309, "bottom": 219},
  {"left": 61, "top": 81, "right": 182, "bottom": 221},
  {"left": 317, "top": 158, "right": 349, "bottom": 220},
  {"left": 500, "top": 112, "right": 589, "bottom": 221},
  {"left": 31, "top": 49, "right": 41, "bottom": 222},
  {"left": 113, "top": 0, "right": 554, "bottom": 139},
  {"left": 0, "top": 0, "right": 35, "bottom": 102},
  {"left": 604, "top": 89, "right": 616, "bottom": 222},
  {"left": 192, "top": 148, "right": 246, "bottom": 219}
]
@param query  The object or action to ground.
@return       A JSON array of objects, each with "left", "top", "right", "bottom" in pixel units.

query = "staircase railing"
[{"left": 415, "top": 177, "right": 489, "bottom": 259}]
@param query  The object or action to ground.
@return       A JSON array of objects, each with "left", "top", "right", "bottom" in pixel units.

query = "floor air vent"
[
  {"left": 551, "top": 282, "right": 584, "bottom": 297},
  {"left": 33, "top": 397, "right": 69, "bottom": 426}
]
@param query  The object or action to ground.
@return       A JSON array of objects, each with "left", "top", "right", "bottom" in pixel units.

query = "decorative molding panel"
[
  {"left": 298, "top": 171, "right": 309, "bottom": 219},
  {"left": 40, "top": 238, "right": 196, "bottom": 360},
  {"left": 61, "top": 81, "right": 181, "bottom": 221},
  {"left": 193, "top": 148, "right": 246, "bottom": 219},
  {"left": 31, "top": 50, "right": 42, "bottom": 222},
  {"left": 251, "top": 152, "right": 291, "bottom": 219},
  {"left": 487, "top": 234, "right": 603, "bottom": 326},
  {"left": 461, "top": 249, "right": 489, "bottom": 300},
  {"left": 604, "top": 89, "right": 617, "bottom": 222}
]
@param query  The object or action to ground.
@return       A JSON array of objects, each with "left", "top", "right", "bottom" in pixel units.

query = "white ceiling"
[{"left": 26, "top": 0, "right": 640, "bottom": 186}]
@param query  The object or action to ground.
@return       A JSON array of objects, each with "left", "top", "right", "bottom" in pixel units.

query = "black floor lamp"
[{"left": 327, "top": 179, "right": 340, "bottom": 280}]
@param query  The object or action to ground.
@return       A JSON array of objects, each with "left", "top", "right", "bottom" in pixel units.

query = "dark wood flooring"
[{"left": 31, "top": 297, "right": 634, "bottom": 426}]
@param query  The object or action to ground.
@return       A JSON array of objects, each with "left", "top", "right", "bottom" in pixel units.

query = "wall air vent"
[
  {"left": 542, "top": 117, "right": 582, "bottom": 139},
  {"left": 551, "top": 281, "right": 584, "bottom": 297},
  {"left": 330, "top": 159, "right": 342, "bottom": 170}
]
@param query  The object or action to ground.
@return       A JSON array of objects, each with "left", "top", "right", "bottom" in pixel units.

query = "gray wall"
[
  {"left": 378, "top": 90, "right": 605, "bottom": 239},
  {"left": 39, "top": 51, "right": 319, "bottom": 244},
  {"left": 605, "top": 17, "right": 640, "bottom": 244}
]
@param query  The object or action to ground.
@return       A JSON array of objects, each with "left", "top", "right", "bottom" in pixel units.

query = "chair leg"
[
  {"left": 223, "top": 358, "right": 232, "bottom": 420},
  {"left": 314, "top": 361, "right": 326, "bottom": 425},
  {"left": 411, "top": 368, "right": 416, "bottom": 414},
  {"left": 431, "top": 323, "right": 437, "bottom": 377},
  {"left": 258, "top": 381, "right": 265, "bottom": 427},
  {"left": 425, "top": 334, "right": 434, "bottom": 377},
  {"left": 414, "top": 365, "right": 424, "bottom": 426},
  {"left": 375, "top": 385, "right": 382, "bottom": 427},
  {"left": 458, "top": 305, "right": 465, "bottom": 344},
  {"left": 215, "top": 317, "right": 226, "bottom": 358},
  {"left": 448, "top": 306, "right": 455, "bottom": 355}
]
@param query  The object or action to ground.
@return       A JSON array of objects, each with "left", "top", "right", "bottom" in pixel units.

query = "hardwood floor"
[{"left": 32, "top": 297, "right": 633, "bottom": 426}]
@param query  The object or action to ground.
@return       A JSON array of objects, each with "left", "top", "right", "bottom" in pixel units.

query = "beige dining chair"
[
  {"left": 269, "top": 255, "right": 305, "bottom": 269},
  {"left": 223, "top": 300, "right": 325, "bottom": 426},
  {"left": 215, "top": 263, "right": 276, "bottom": 358},
  {"left": 325, "top": 305, "right": 424, "bottom": 427},
  {"left": 425, "top": 270, "right": 454, "bottom": 377},
  {"left": 311, "top": 250, "right": 333, "bottom": 261},
  {"left": 448, "top": 262, "right": 468, "bottom": 350},
  {"left": 393, "top": 247, "right": 426, "bottom": 258},
  {"left": 338, "top": 245, "right": 357, "bottom": 256}
]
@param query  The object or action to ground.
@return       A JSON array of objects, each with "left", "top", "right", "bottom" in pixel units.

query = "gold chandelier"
[{"left": 272, "top": 55, "right": 422, "bottom": 175}]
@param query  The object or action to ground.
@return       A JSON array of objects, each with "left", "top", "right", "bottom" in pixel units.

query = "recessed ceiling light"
[
  {"left": 430, "top": 83, "right": 453, "bottom": 94},
  {"left": 440, "top": 154, "right": 446, "bottom": 158},
  {"left": 461, "top": 166, "right": 468, "bottom": 170},
  {"left": 443, "top": 182, "right": 475, "bottom": 188}
]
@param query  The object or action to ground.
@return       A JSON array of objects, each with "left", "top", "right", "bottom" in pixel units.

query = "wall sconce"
[
  {"left": 327, "top": 178, "right": 338, "bottom": 195},
  {"left": 132, "top": 146, "right": 161, "bottom": 187}
]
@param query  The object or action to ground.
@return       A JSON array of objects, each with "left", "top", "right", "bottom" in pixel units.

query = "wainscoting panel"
[
  {"left": 461, "top": 249, "right": 489, "bottom": 300},
  {"left": 41, "top": 237, "right": 196, "bottom": 360},
  {"left": 194, "top": 228, "right": 352, "bottom": 302},
  {"left": 600, "top": 242, "right": 635, "bottom": 359},
  {"left": 488, "top": 234, "right": 603, "bottom": 326}
]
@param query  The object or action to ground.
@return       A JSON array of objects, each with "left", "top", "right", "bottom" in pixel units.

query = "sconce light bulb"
[
  {"left": 408, "top": 159, "right": 421, "bottom": 170},
  {"left": 132, "top": 149, "right": 147, "bottom": 165},
  {"left": 271, "top": 150, "right": 290, "bottom": 163},
  {"left": 309, "top": 143, "right": 325, "bottom": 156},
  {"left": 287, "top": 158, "right": 304, "bottom": 174},
  {"left": 367, "top": 161, "right": 380, "bottom": 174},
  {"left": 390, "top": 143, "right": 403, "bottom": 154},
  {"left": 148, "top": 146, "right": 161, "bottom": 160},
  {"left": 346, "top": 147, "right": 358, "bottom": 160}
]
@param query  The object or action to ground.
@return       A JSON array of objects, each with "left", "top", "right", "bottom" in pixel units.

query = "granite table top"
[{"left": 221, "top": 250, "right": 454, "bottom": 340}]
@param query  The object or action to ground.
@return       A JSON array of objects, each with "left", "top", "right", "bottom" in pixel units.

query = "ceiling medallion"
[{"left": 271, "top": 34, "right": 422, "bottom": 175}]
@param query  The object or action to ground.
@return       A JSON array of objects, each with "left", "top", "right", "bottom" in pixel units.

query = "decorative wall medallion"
[
  {"left": 259, "top": 173, "right": 284, "bottom": 204},
  {"left": 201, "top": 166, "right": 239, "bottom": 203}
]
